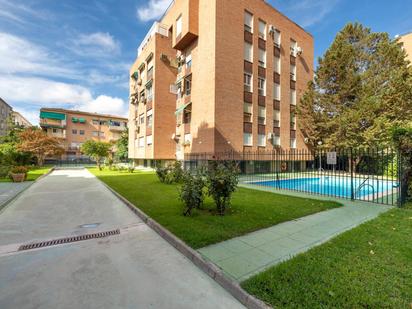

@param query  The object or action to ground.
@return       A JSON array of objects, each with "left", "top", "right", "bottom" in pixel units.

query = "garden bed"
[
  {"left": 0, "top": 167, "right": 51, "bottom": 183},
  {"left": 241, "top": 208, "right": 412, "bottom": 308},
  {"left": 90, "top": 168, "right": 341, "bottom": 249}
]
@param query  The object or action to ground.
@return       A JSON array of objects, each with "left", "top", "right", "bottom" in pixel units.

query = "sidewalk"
[
  {"left": 0, "top": 182, "right": 33, "bottom": 211},
  {"left": 198, "top": 201, "right": 391, "bottom": 282}
]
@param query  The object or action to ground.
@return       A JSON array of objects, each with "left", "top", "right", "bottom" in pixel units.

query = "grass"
[
  {"left": 241, "top": 208, "right": 412, "bottom": 308},
  {"left": 0, "top": 167, "right": 51, "bottom": 183},
  {"left": 89, "top": 168, "right": 341, "bottom": 249}
]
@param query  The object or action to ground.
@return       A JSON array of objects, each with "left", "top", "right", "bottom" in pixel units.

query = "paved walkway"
[
  {"left": 199, "top": 200, "right": 391, "bottom": 282},
  {"left": 0, "top": 182, "right": 33, "bottom": 211},
  {"left": 0, "top": 169, "right": 244, "bottom": 309}
]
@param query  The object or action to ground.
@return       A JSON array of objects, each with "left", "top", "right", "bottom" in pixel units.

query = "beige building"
[
  {"left": 40, "top": 108, "right": 127, "bottom": 159},
  {"left": 399, "top": 32, "right": 412, "bottom": 64},
  {"left": 129, "top": 0, "right": 314, "bottom": 165},
  {"left": 12, "top": 111, "right": 32, "bottom": 128}
]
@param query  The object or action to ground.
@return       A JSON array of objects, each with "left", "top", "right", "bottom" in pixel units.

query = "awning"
[
  {"left": 40, "top": 111, "right": 66, "bottom": 120},
  {"left": 72, "top": 117, "right": 79, "bottom": 123},
  {"left": 131, "top": 71, "right": 139, "bottom": 79},
  {"left": 175, "top": 103, "right": 191, "bottom": 115},
  {"left": 79, "top": 118, "right": 86, "bottom": 123}
]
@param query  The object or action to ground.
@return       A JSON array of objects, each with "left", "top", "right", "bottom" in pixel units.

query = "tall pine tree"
[{"left": 298, "top": 23, "right": 412, "bottom": 148}]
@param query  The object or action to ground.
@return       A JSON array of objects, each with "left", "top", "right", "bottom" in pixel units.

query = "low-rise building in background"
[
  {"left": 12, "top": 111, "right": 32, "bottom": 128},
  {"left": 39, "top": 108, "right": 127, "bottom": 159},
  {"left": 0, "top": 98, "right": 13, "bottom": 137}
]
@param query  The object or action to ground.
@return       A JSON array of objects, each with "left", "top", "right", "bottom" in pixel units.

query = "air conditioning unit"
[
  {"left": 269, "top": 25, "right": 276, "bottom": 34},
  {"left": 296, "top": 46, "right": 303, "bottom": 55},
  {"left": 267, "top": 132, "right": 274, "bottom": 140},
  {"left": 160, "top": 53, "right": 169, "bottom": 62}
]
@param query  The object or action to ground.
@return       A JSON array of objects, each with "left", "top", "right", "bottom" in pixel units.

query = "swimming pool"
[{"left": 250, "top": 177, "right": 398, "bottom": 199}]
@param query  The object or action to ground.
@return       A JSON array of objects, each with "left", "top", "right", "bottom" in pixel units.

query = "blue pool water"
[{"left": 251, "top": 177, "right": 397, "bottom": 198}]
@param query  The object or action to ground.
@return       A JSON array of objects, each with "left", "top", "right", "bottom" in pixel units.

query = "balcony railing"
[{"left": 109, "top": 125, "right": 127, "bottom": 132}]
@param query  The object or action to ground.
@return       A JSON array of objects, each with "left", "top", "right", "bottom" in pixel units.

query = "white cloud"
[
  {"left": 0, "top": 32, "right": 77, "bottom": 77},
  {"left": 13, "top": 108, "right": 39, "bottom": 126},
  {"left": 0, "top": 0, "right": 50, "bottom": 24},
  {"left": 72, "top": 32, "right": 120, "bottom": 56},
  {"left": 137, "top": 0, "right": 171, "bottom": 22},
  {"left": 76, "top": 95, "right": 127, "bottom": 117},
  {"left": 0, "top": 76, "right": 93, "bottom": 105}
]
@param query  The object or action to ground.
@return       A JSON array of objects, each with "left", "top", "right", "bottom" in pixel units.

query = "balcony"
[
  {"left": 40, "top": 118, "right": 67, "bottom": 129},
  {"left": 109, "top": 125, "right": 127, "bottom": 132}
]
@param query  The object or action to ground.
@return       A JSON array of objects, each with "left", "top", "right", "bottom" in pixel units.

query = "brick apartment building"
[
  {"left": 0, "top": 98, "right": 13, "bottom": 137},
  {"left": 40, "top": 108, "right": 127, "bottom": 159},
  {"left": 129, "top": 0, "right": 314, "bottom": 166}
]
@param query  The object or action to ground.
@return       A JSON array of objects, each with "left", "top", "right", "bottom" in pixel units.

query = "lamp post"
[{"left": 318, "top": 141, "right": 323, "bottom": 172}]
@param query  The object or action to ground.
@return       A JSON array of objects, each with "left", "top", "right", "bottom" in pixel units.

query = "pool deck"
[{"left": 198, "top": 187, "right": 391, "bottom": 282}]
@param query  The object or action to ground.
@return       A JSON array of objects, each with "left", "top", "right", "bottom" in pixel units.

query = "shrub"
[
  {"left": 171, "top": 161, "right": 184, "bottom": 182},
  {"left": 206, "top": 161, "right": 239, "bottom": 215},
  {"left": 10, "top": 166, "right": 28, "bottom": 174},
  {"left": 156, "top": 161, "right": 184, "bottom": 184},
  {"left": 179, "top": 170, "right": 206, "bottom": 216},
  {"left": 128, "top": 166, "right": 135, "bottom": 173},
  {"left": 0, "top": 165, "right": 10, "bottom": 178}
]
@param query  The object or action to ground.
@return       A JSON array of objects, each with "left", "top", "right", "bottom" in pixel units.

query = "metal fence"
[
  {"left": 184, "top": 148, "right": 405, "bottom": 207},
  {"left": 45, "top": 158, "right": 97, "bottom": 167}
]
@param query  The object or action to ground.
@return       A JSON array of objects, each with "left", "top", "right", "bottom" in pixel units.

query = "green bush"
[
  {"left": 0, "top": 165, "right": 10, "bottom": 178},
  {"left": 128, "top": 166, "right": 135, "bottom": 173},
  {"left": 10, "top": 166, "right": 28, "bottom": 174},
  {"left": 179, "top": 170, "right": 206, "bottom": 216},
  {"left": 156, "top": 161, "right": 184, "bottom": 184},
  {"left": 206, "top": 161, "right": 239, "bottom": 216}
]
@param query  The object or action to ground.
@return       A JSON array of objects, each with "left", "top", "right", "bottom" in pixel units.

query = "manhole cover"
[{"left": 79, "top": 223, "right": 101, "bottom": 228}]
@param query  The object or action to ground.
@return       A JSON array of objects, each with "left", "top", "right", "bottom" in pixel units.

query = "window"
[
  {"left": 290, "top": 39, "right": 297, "bottom": 56},
  {"left": 80, "top": 130, "right": 85, "bottom": 135},
  {"left": 184, "top": 76, "right": 191, "bottom": 95},
  {"left": 244, "top": 42, "right": 253, "bottom": 62},
  {"left": 258, "top": 77, "right": 266, "bottom": 96},
  {"left": 139, "top": 137, "right": 145, "bottom": 148},
  {"left": 290, "top": 64, "right": 296, "bottom": 81},
  {"left": 176, "top": 15, "right": 182, "bottom": 37},
  {"left": 290, "top": 113, "right": 296, "bottom": 130},
  {"left": 52, "top": 128, "right": 57, "bottom": 133},
  {"left": 274, "top": 55, "right": 281, "bottom": 73},
  {"left": 92, "top": 131, "right": 99, "bottom": 137},
  {"left": 139, "top": 113, "right": 145, "bottom": 125},
  {"left": 72, "top": 129, "right": 77, "bottom": 134},
  {"left": 185, "top": 53, "right": 192, "bottom": 69},
  {"left": 140, "top": 67, "right": 146, "bottom": 81},
  {"left": 147, "top": 135, "right": 153, "bottom": 145},
  {"left": 147, "top": 58, "right": 153, "bottom": 71},
  {"left": 290, "top": 89, "right": 297, "bottom": 105},
  {"left": 92, "top": 119, "right": 99, "bottom": 125},
  {"left": 244, "top": 11, "right": 253, "bottom": 33},
  {"left": 290, "top": 138, "right": 297, "bottom": 149},
  {"left": 274, "top": 30, "right": 281, "bottom": 47},
  {"left": 243, "top": 103, "right": 252, "bottom": 122},
  {"left": 258, "top": 20, "right": 266, "bottom": 39},
  {"left": 243, "top": 133, "right": 252, "bottom": 146},
  {"left": 184, "top": 133, "right": 192, "bottom": 144},
  {"left": 258, "top": 48, "right": 266, "bottom": 67},
  {"left": 258, "top": 106, "right": 266, "bottom": 125},
  {"left": 99, "top": 120, "right": 107, "bottom": 126},
  {"left": 99, "top": 131, "right": 105, "bottom": 138},
  {"left": 273, "top": 110, "right": 280, "bottom": 127},
  {"left": 147, "top": 110, "right": 153, "bottom": 128},
  {"left": 258, "top": 134, "right": 266, "bottom": 147},
  {"left": 273, "top": 135, "right": 280, "bottom": 146},
  {"left": 273, "top": 83, "right": 280, "bottom": 100},
  {"left": 244, "top": 73, "right": 252, "bottom": 92},
  {"left": 146, "top": 83, "right": 153, "bottom": 100}
]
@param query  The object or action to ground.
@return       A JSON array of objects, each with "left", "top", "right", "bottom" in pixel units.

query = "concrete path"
[
  {"left": 0, "top": 182, "right": 32, "bottom": 210},
  {"left": 0, "top": 169, "right": 244, "bottom": 309},
  {"left": 199, "top": 201, "right": 391, "bottom": 282}
]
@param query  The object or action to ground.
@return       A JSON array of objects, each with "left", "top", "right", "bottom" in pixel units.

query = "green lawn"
[
  {"left": 242, "top": 208, "right": 412, "bottom": 308},
  {"left": 0, "top": 167, "right": 51, "bottom": 182},
  {"left": 90, "top": 168, "right": 341, "bottom": 249}
]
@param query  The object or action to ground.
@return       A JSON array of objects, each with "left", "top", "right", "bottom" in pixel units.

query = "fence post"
[{"left": 350, "top": 148, "right": 355, "bottom": 201}]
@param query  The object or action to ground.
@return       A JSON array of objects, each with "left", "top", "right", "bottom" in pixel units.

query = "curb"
[
  {"left": 0, "top": 167, "right": 55, "bottom": 213},
  {"left": 100, "top": 180, "right": 271, "bottom": 309}
]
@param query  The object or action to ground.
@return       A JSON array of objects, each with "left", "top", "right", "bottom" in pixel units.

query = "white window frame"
[
  {"left": 258, "top": 20, "right": 266, "bottom": 40},
  {"left": 243, "top": 133, "right": 253, "bottom": 146},
  {"left": 258, "top": 106, "right": 266, "bottom": 124},
  {"left": 139, "top": 137, "right": 145, "bottom": 148},
  {"left": 176, "top": 15, "right": 182, "bottom": 37},
  {"left": 290, "top": 89, "right": 297, "bottom": 105},
  {"left": 273, "top": 83, "right": 281, "bottom": 100},
  {"left": 184, "top": 133, "right": 192, "bottom": 144},
  {"left": 147, "top": 135, "right": 153, "bottom": 145},
  {"left": 258, "top": 48, "right": 266, "bottom": 68},
  {"left": 258, "top": 134, "right": 266, "bottom": 147},
  {"left": 185, "top": 53, "right": 192, "bottom": 69},
  {"left": 243, "top": 102, "right": 252, "bottom": 114},
  {"left": 273, "top": 135, "right": 280, "bottom": 146},
  {"left": 244, "top": 42, "right": 253, "bottom": 62},
  {"left": 244, "top": 11, "right": 253, "bottom": 33},
  {"left": 258, "top": 77, "right": 266, "bottom": 96},
  {"left": 274, "top": 55, "right": 281, "bottom": 74},
  {"left": 290, "top": 138, "right": 297, "bottom": 149},
  {"left": 274, "top": 30, "right": 281, "bottom": 47},
  {"left": 290, "top": 64, "right": 297, "bottom": 81},
  {"left": 244, "top": 73, "right": 253, "bottom": 92}
]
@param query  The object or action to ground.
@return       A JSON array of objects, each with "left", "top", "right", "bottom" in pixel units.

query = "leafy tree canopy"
[
  {"left": 298, "top": 23, "right": 412, "bottom": 148},
  {"left": 115, "top": 130, "right": 128, "bottom": 161},
  {"left": 81, "top": 140, "right": 112, "bottom": 170}
]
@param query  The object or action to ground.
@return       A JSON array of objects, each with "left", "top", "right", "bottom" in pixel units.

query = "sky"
[{"left": 0, "top": 0, "right": 411, "bottom": 126}]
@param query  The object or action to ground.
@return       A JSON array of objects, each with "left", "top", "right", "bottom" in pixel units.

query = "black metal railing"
[{"left": 183, "top": 148, "right": 404, "bottom": 207}]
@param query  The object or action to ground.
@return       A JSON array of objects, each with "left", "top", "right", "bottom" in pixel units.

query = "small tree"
[
  {"left": 206, "top": 161, "right": 239, "bottom": 216},
  {"left": 81, "top": 140, "right": 112, "bottom": 170},
  {"left": 17, "top": 128, "right": 64, "bottom": 166},
  {"left": 179, "top": 170, "right": 206, "bottom": 216},
  {"left": 115, "top": 131, "right": 128, "bottom": 161}
]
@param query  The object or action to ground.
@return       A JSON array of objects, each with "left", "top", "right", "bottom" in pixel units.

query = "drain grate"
[{"left": 18, "top": 229, "right": 120, "bottom": 251}]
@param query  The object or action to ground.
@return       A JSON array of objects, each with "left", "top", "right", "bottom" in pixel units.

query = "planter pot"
[{"left": 10, "top": 173, "right": 26, "bottom": 183}]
